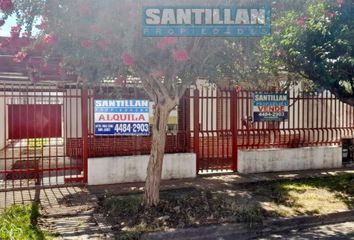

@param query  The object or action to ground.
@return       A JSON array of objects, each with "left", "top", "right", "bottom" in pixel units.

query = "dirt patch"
[
  {"left": 96, "top": 174, "right": 354, "bottom": 239},
  {"left": 98, "top": 188, "right": 265, "bottom": 239}
]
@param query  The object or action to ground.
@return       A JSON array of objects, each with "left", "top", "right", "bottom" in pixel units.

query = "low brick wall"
[
  {"left": 66, "top": 134, "right": 190, "bottom": 158},
  {"left": 66, "top": 132, "right": 308, "bottom": 159}
]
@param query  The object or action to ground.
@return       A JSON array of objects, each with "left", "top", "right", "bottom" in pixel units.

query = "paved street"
[{"left": 257, "top": 221, "right": 354, "bottom": 240}]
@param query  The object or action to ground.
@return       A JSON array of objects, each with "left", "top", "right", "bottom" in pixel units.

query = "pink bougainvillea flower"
[
  {"left": 13, "top": 51, "right": 27, "bottom": 63},
  {"left": 0, "top": 0, "right": 14, "bottom": 12},
  {"left": 235, "top": 86, "right": 242, "bottom": 93},
  {"left": 35, "top": 20, "right": 48, "bottom": 30},
  {"left": 157, "top": 36, "right": 177, "bottom": 49},
  {"left": 0, "top": 20, "right": 5, "bottom": 27},
  {"left": 326, "top": 11, "right": 335, "bottom": 18},
  {"left": 80, "top": 39, "right": 93, "bottom": 48},
  {"left": 121, "top": 53, "right": 134, "bottom": 66},
  {"left": 172, "top": 49, "right": 189, "bottom": 62},
  {"left": 43, "top": 34, "right": 57, "bottom": 45},
  {"left": 150, "top": 69, "right": 164, "bottom": 78},
  {"left": 10, "top": 25, "right": 21, "bottom": 39}
]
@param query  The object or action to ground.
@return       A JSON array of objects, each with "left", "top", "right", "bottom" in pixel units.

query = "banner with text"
[
  {"left": 94, "top": 99, "right": 150, "bottom": 135},
  {"left": 253, "top": 93, "right": 288, "bottom": 122},
  {"left": 143, "top": 6, "right": 271, "bottom": 37}
]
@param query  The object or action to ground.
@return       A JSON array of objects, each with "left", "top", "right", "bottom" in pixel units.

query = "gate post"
[
  {"left": 193, "top": 89, "right": 200, "bottom": 174},
  {"left": 81, "top": 88, "right": 89, "bottom": 183},
  {"left": 231, "top": 89, "right": 238, "bottom": 171}
]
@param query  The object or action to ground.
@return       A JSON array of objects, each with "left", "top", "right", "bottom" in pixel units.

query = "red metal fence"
[
  {"left": 65, "top": 86, "right": 189, "bottom": 158},
  {"left": 184, "top": 88, "right": 354, "bottom": 173},
  {"left": 1, "top": 82, "right": 353, "bottom": 194},
  {"left": 1, "top": 36, "right": 350, "bottom": 204},
  {"left": 0, "top": 82, "right": 191, "bottom": 194},
  {"left": 236, "top": 89, "right": 354, "bottom": 148},
  {"left": 0, "top": 82, "right": 86, "bottom": 192}
]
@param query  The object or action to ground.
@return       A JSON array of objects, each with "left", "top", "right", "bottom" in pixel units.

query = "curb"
[
  {"left": 141, "top": 210, "right": 354, "bottom": 240},
  {"left": 258, "top": 210, "right": 354, "bottom": 238}
]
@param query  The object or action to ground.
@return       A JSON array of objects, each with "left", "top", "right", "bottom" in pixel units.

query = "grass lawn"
[
  {"left": 245, "top": 173, "right": 354, "bottom": 217},
  {"left": 99, "top": 173, "right": 354, "bottom": 239},
  {"left": 0, "top": 203, "right": 53, "bottom": 240}
]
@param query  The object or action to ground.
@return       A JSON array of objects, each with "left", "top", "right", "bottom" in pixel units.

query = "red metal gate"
[
  {"left": 0, "top": 82, "right": 87, "bottom": 192},
  {"left": 8, "top": 104, "right": 62, "bottom": 139},
  {"left": 189, "top": 88, "right": 235, "bottom": 173},
  {"left": 189, "top": 88, "right": 354, "bottom": 173}
]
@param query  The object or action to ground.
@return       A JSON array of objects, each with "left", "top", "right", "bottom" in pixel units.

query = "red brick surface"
[{"left": 66, "top": 134, "right": 190, "bottom": 158}]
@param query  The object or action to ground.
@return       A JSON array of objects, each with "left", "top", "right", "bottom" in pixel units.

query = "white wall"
[
  {"left": 88, "top": 153, "right": 196, "bottom": 185},
  {"left": 238, "top": 146, "right": 342, "bottom": 173},
  {"left": 64, "top": 89, "right": 82, "bottom": 138}
]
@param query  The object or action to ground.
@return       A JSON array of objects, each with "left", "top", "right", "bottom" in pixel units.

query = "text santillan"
[
  {"left": 254, "top": 95, "right": 288, "bottom": 102},
  {"left": 145, "top": 8, "right": 266, "bottom": 25},
  {"left": 95, "top": 100, "right": 149, "bottom": 107}
]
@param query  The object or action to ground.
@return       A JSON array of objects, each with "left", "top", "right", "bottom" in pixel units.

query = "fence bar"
[
  {"left": 193, "top": 89, "right": 200, "bottom": 173},
  {"left": 195, "top": 87, "right": 354, "bottom": 172},
  {"left": 81, "top": 88, "right": 89, "bottom": 183},
  {"left": 231, "top": 89, "right": 238, "bottom": 171}
]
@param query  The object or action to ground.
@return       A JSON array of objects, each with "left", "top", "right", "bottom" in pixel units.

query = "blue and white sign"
[
  {"left": 253, "top": 93, "right": 288, "bottom": 122},
  {"left": 143, "top": 6, "right": 271, "bottom": 37},
  {"left": 94, "top": 99, "right": 150, "bottom": 135}
]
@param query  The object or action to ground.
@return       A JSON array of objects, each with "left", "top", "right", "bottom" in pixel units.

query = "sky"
[
  {"left": 0, "top": 14, "right": 39, "bottom": 36},
  {"left": 0, "top": 14, "right": 16, "bottom": 36}
]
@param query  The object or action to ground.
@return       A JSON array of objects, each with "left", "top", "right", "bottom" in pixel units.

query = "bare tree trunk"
[{"left": 144, "top": 105, "right": 170, "bottom": 207}]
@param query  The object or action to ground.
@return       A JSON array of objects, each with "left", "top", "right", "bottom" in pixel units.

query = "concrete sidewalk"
[
  {"left": 0, "top": 186, "right": 114, "bottom": 239},
  {"left": 1, "top": 167, "right": 353, "bottom": 239},
  {"left": 85, "top": 167, "right": 354, "bottom": 239},
  {"left": 46, "top": 167, "right": 354, "bottom": 239},
  {"left": 141, "top": 211, "right": 354, "bottom": 240},
  {"left": 87, "top": 166, "right": 354, "bottom": 195}
]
